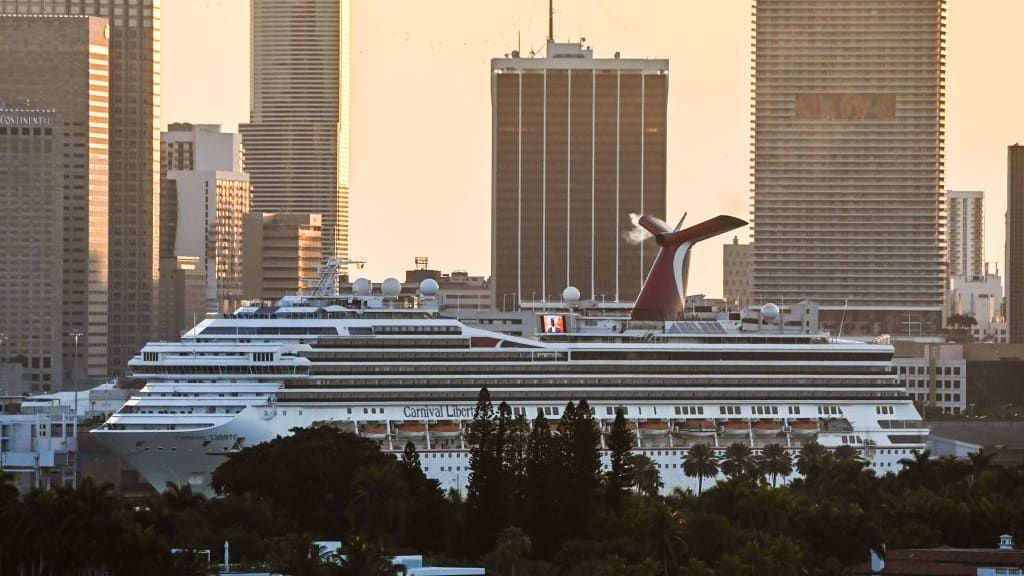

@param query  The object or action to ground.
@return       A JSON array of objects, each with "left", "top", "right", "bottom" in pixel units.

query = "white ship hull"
[{"left": 95, "top": 397, "right": 926, "bottom": 496}]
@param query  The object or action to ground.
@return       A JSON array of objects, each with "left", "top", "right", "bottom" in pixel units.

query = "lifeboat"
[
  {"left": 752, "top": 420, "right": 784, "bottom": 436},
  {"left": 395, "top": 422, "right": 428, "bottom": 437},
  {"left": 720, "top": 421, "right": 751, "bottom": 436},
  {"left": 430, "top": 421, "right": 462, "bottom": 437},
  {"left": 313, "top": 419, "right": 355, "bottom": 433},
  {"left": 360, "top": 422, "right": 388, "bottom": 439},
  {"left": 676, "top": 419, "right": 717, "bottom": 437},
  {"left": 638, "top": 420, "right": 670, "bottom": 436},
  {"left": 789, "top": 420, "right": 820, "bottom": 436}
]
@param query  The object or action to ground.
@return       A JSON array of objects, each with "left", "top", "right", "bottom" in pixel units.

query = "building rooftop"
[{"left": 854, "top": 545, "right": 1024, "bottom": 576}]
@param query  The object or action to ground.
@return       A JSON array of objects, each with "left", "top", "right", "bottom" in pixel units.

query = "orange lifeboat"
[
  {"left": 721, "top": 421, "right": 750, "bottom": 436},
  {"left": 396, "top": 422, "right": 428, "bottom": 437},
  {"left": 430, "top": 421, "right": 461, "bottom": 437},
  {"left": 676, "top": 419, "right": 716, "bottom": 437},
  {"left": 638, "top": 420, "right": 670, "bottom": 436},
  {"left": 752, "top": 420, "right": 784, "bottom": 436},
  {"left": 360, "top": 422, "right": 388, "bottom": 439},
  {"left": 789, "top": 420, "right": 819, "bottom": 436}
]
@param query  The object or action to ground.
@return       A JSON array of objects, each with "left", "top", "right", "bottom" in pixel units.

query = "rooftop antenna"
[
  {"left": 673, "top": 212, "right": 688, "bottom": 232},
  {"left": 837, "top": 298, "right": 849, "bottom": 340},
  {"left": 548, "top": 0, "right": 554, "bottom": 42},
  {"left": 518, "top": 30, "right": 521, "bottom": 54}
]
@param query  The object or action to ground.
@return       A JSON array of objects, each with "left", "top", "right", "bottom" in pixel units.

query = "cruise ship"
[{"left": 94, "top": 214, "right": 927, "bottom": 494}]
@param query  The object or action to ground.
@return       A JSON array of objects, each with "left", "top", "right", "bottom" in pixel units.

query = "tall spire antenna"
[{"left": 548, "top": 0, "right": 554, "bottom": 42}]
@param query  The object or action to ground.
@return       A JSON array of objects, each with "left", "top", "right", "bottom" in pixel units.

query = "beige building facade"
[
  {"left": 3, "top": 0, "right": 163, "bottom": 376},
  {"left": 240, "top": 0, "right": 349, "bottom": 263},
  {"left": 947, "top": 190, "right": 984, "bottom": 281},
  {"left": 752, "top": 0, "right": 946, "bottom": 337},
  {"left": 0, "top": 15, "right": 109, "bottom": 391},
  {"left": 160, "top": 123, "right": 250, "bottom": 320},
  {"left": 1007, "top": 145, "right": 1024, "bottom": 344},
  {"left": 723, "top": 236, "right": 753, "bottom": 310},
  {"left": 491, "top": 40, "right": 669, "bottom": 307},
  {"left": 243, "top": 213, "right": 323, "bottom": 302}
]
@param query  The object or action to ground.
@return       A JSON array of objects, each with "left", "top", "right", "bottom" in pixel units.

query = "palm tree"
[
  {"left": 647, "top": 504, "right": 686, "bottom": 576},
  {"left": 162, "top": 481, "right": 206, "bottom": 511},
  {"left": 898, "top": 449, "right": 933, "bottom": 489},
  {"left": 0, "top": 472, "right": 18, "bottom": 507},
  {"left": 346, "top": 463, "right": 408, "bottom": 545},
  {"left": 682, "top": 443, "right": 719, "bottom": 496},
  {"left": 626, "top": 453, "right": 663, "bottom": 498},
  {"left": 796, "top": 440, "right": 829, "bottom": 478},
  {"left": 720, "top": 442, "right": 757, "bottom": 479},
  {"left": 968, "top": 449, "right": 994, "bottom": 477},
  {"left": 758, "top": 443, "right": 793, "bottom": 487},
  {"left": 833, "top": 444, "right": 861, "bottom": 463},
  {"left": 337, "top": 535, "right": 393, "bottom": 576}
]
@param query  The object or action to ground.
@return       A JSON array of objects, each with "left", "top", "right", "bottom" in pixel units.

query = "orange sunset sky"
[{"left": 161, "top": 0, "right": 1024, "bottom": 298}]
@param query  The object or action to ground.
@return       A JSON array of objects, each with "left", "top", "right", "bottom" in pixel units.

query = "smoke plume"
[{"left": 624, "top": 213, "right": 652, "bottom": 245}]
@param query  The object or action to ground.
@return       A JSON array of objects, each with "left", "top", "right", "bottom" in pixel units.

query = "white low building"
[{"left": 0, "top": 408, "right": 77, "bottom": 492}]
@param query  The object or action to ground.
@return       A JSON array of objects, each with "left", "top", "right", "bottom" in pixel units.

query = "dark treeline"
[{"left": 2, "top": 387, "right": 1024, "bottom": 575}]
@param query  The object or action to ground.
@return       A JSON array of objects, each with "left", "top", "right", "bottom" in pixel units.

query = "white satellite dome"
[
  {"left": 381, "top": 277, "right": 402, "bottom": 297},
  {"left": 562, "top": 285, "right": 581, "bottom": 303},
  {"left": 353, "top": 278, "right": 372, "bottom": 296},
  {"left": 760, "top": 303, "right": 781, "bottom": 321},
  {"left": 419, "top": 278, "right": 439, "bottom": 297}
]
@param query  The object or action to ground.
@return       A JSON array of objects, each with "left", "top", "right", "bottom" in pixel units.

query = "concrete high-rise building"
[
  {"left": 751, "top": 0, "right": 946, "bottom": 337},
  {"left": 157, "top": 256, "right": 205, "bottom": 341},
  {"left": 1007, "top": 145, "right": 1024, "bottom": 343},
  {"left": 0, "top": 15, "right": 109, "bottom": 391},
  {"left": 3, "top": 0, "right": 163, "bottom": 376},
  {"left": 491, "top": 39, "right": 668, "bottom": 308},
  {"left": 243, "top": 213, "right": 323, "bottom": 302},
  {"left": 947, "top": 190, "right": 984, "bottom": 281},
  {"left": 160, "top": 123, "right": 251, "bottom": 324},
  {"left": 723, "top": 236, "right": 753, "bottom": 310},
  {"left": 240, "top": 0, "right": 349, "bottom": 263}
]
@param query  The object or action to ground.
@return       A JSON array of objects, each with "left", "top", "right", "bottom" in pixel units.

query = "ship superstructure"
[{"left": 93, "top": 215, "right": 927, "bottom": 494}]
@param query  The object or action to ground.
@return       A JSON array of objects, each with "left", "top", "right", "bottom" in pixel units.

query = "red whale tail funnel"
[{"left": 631, "top": 214, "right": 747, "bottom": 321}]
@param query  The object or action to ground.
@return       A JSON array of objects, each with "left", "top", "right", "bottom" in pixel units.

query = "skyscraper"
[
  {"left": 3, "top": 0, "right": 163, "bottom": 375},
  {"left": 0, "top": 15, "right": 109, "bottom": 391},
  {"left": 946, "top": 190, "right": 984, "bottom": 281},
  {"left": 723, "top": 237, "right": 753, "bottom": 310},
  {"left": 243, "top": 212, "right": 323, "bottom": 302},
  {"left": 1007, "top": 145, "right": 1024, "bottom": 343},
  {"left": 751, "top": 0, "right": 946, "bottom": 336},
  {"left": 240, "top": 0, "right": 349, "bottom": 263},
  {"left": 160, "top": 123, "right": 251, "bottom": 324},
  {"left": 491, "top": 39, "right": 668, "bottom": 307}
]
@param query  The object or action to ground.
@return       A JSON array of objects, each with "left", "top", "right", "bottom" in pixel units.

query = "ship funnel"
[{"left": 631, "top": 214, "right": 747, "bottom": 321}]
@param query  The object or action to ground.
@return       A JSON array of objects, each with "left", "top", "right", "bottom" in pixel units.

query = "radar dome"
[
  {"left": 419, "top": 278, "right": 439, "bottom": 297},
  {"left": 353, "top": 278, "right": 372, "bottom": 296},
  {"left": 760, "top": 303, "right": 781, "bottom": 321},
  {"left": 562, "top": 286, "right": 581, "bottom": 303},
  {"left": 382, "top": 277, "right": 402, "bottom": 297}
]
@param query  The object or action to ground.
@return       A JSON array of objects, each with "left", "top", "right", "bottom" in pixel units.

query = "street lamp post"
[
  {"left": 0, "top": 332, "right": 7, "bottom": 396},
  {"left": 68, "top": 329, "right": 83, "bottom": 488}
]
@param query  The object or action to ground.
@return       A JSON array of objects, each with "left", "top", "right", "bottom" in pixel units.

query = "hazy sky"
[{"left": 161, "top": 0, "right": 1024, "bottom": 297}]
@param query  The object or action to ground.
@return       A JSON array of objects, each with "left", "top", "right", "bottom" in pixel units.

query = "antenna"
[
  {"left": 673, "top": 212, "right": 688, "bottom": 232},
  {"left": 548, "top": 0, "right": 554, "bottom": 42},
  {"left": 837, "top": 298, "right": 849, "bottom": 340},
  {"left": 518, "top": 30, "right": 521, "bottom": 54}
]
